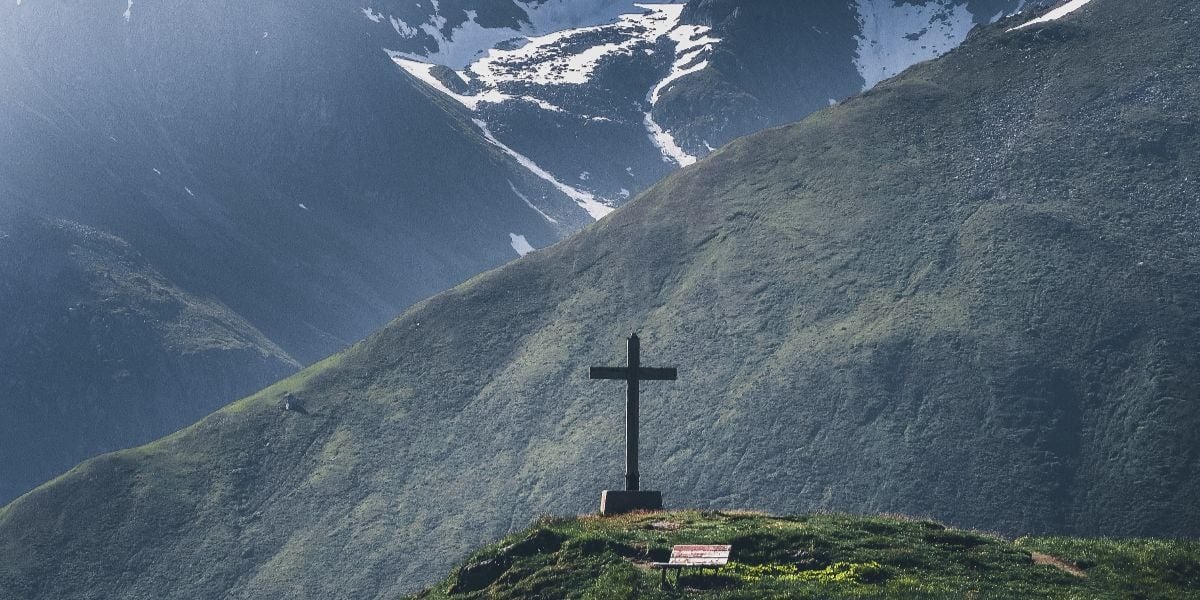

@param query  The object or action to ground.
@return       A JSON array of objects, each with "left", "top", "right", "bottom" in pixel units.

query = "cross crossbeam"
[
  {"left": 590, "top": 333, "right": 677, "bottom": 491},
  {"left": 588, "top": 367, "right": 677, "bottom": 381}
]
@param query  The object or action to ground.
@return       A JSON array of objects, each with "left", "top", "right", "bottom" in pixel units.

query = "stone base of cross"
[
  {"left": 600, "top": 490, "right": 663, "bottom": 516},
  {"left": 590, "top": 333, "right": 676, "bottom": 516}
]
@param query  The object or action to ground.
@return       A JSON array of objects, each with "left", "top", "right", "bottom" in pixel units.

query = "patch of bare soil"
[
  {"left": 646, "top": 521, "right": 682, "bottom": 531},
  {"left": 1031, "top": 552, "right": 1087, "bottom": 577}
]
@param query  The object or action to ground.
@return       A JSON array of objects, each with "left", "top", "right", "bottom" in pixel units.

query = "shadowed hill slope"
[
  {"left": 0, "top": 213, "right": 300, "bottom": 503},
  {"left": 2, "top": 0, "right": 1199, "bottom": 597},
  {"left": 0, "top": 0, "right": 584, "bottom": 504}
]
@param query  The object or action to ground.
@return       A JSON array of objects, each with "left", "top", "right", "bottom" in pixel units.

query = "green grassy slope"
[
  {"left": 2, "top": 0, "right": 1198, "bottom": 597},
  {"left": 411, "top": 511, "right": 1200, "bottom": 599}
]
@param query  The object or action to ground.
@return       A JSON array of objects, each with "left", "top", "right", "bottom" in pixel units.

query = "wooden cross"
[{"left": 590, "top": 333, "right": 676, "bottom": 491}]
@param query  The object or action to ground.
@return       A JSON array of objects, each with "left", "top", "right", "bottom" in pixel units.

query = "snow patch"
[
  {"left": 390, "top": 54, "right": 511, "bottom": 110},
  {"left": 123, "top": 0, "right": 132, "bottom": 22},
  {"left": 395, "top": 3, "right": 699, "bottom": 117},
  {"left": 469, "top": 5, "right": 683, "bottom": 90},
  {"left": 854, "top": 0, "right": 975, "bottom": 89},
  {"left": 519, "top": 96, "right": 567, "bottom": 113},
  {"left": 375, "top": 0, "right": 684, "bottom": 69},
  {"left": 646, "top": 15, "right": 718, "bottom": 106},
  {"left": 509, "top": 233, "right": 536, "bottom": 257},
  {"left": 396, "top": 10, "right": 522, "bottom": 66},
  {"left": 474, "top": 119, "right": 612, "bottom": 220},
  {"left": 362, "top": 7, "right": 384, "bottom": 24},
  {"left": 1009, "top": 0, "right": 1094, "bottom": 30},
  {"left": 643, "top": 112, "right": 693, "bottom": 166},
  {"left": 390, "top": 16, "right": 419, "bottom": 38},
  {"left": 643, "top": 6, "right": 718, "bottom": 166},
  {"left": 508, "top": 181, "right": 558, "bottom": 224}
]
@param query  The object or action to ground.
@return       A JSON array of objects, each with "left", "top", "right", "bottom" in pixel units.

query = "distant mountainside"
[
  {"left": 0, "top": 214, "right": 299, "bottom": 503},
  {"left": 3, "top": 0, "right": 1196, "bottom": 598},
  {"left": 0, "top": 0, "right": 584, "bottom": 503},
  {"left": 382, "top": 0, "right": 1038, "bottom": 202},
  {"left": 0, "top": 0, "right": 1046, "bottom": 505}
]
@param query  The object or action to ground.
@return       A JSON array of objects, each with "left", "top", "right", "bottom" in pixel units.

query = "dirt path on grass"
[{"left": 1031, "top": 552, "right": 1087, "bottom": 578}]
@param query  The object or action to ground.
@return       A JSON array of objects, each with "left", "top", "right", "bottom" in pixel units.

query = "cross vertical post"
[
  {"left": 626, "top": 333, "right": 640, "bottom": 491},
  {"left": 590, "top": 333, "right": 677, "bottom": 514}
]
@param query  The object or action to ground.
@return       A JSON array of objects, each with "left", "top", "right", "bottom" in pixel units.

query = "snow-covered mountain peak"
[
  {"left": 388, "top": 2, "right": 715, "bottom": 218},
  {"left": 375, "top": 0, "right": 1043, "bottom": 222},
  {"left": 387, "top": 3, "right": 706, "bottom": 115}
]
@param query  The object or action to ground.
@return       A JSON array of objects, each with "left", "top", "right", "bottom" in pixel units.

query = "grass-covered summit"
[{"left": 413, "top": 511, "right": 1200, "bottom": 599}]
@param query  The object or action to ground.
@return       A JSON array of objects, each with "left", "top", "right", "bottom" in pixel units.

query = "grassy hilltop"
[{"left": 412, "top": 511, "right": 1200, "bottom": 599}]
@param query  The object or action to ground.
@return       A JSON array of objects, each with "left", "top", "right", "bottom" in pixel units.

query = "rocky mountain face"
[
  {"left": 379, "top": 0, "right": 1038, "bottom": 204},
  {"left": 0, "top": 0, "right": 584, "bottom": 504},
  {"left": 2, "top": 0, "right": 1195, "bottom": 598},
  {"left": 0, "top": 0, "right": 1045, "bottom": 505}
]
